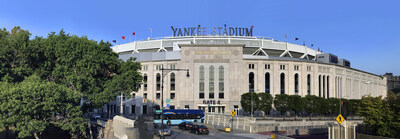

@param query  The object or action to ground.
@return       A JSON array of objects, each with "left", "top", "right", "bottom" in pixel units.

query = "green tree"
[
  {"left": 315, "top": 97, "right": 329, "bottom": 115},
  {"left": 274, "top": 94, "right": 290, "bottom": 116},
  {"left": 358, "top": 95, "right": 389, "bottom": 136},
  {"left": 257, "top": 93, "right": 273, "bottom": 115},
  {"left": 0, "top": 82, "right": 15, "bottom": 139},
  {"left": 288, "top": 95, "right": 305, "bottom": 115},
  {"left": 240, "top": 92, "right": 259, "bottom": 115},
  {"left": 1, "top": 75, "right": 85, "bottom": 139},
  {"left": 0, "top": 26, "right": 35, "bottom": 82},
  {"left": 0, "top": 27, "right": 143, "bottom": 138},
  {"left": 35, "top": 30, "right": 121, "bottom": 108},
  {"left": 328, "top": 98, "right": 341, "bottom": 115},
  {"left": 304, "top": 95, "right": 319, "bottom": 117}
]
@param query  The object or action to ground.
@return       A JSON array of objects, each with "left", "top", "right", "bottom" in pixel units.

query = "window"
[
  {"left": 170, "top": 105, "right": 175, "bottom": 110},
  {"left": 234, "top": 105, "right": 239, "bottom": 115},
  {"left": 219, "top": 66, "right": 224, "bottom": 99},
  {"left": 280, "top": 65, "right": 286, "bottom": 70},
  {"left": 199, "top": 66, "right": 205, "bottom": 99},
  {"left": 143, "top": 74, "right": 148, "bottom": 91},
  {"left": 144, "top": 93, "right": 147, "bottom": 99},
  {"left": 170, "top": 64, "right": 176, "bottom": 69},
  {"left": 185, "top": 105, "right": 190, "bottom": 109},
  {"left": 280, "top": 73, "right": 285, "bottom": 94},
  {"left": 143, "top": 105, "right": 147, "bottom": 114},
  {"left": 307, "top": 74, "right": 311, "bottom": 95},
  {"left": 249, "top": 72, "right": 255, "bottom": 92},
  {"left": 209, "top": 66, "right": 214, "bottom": 99},
  {"left": 295, "top": 73, "right": 299, "bottom": 93},
  {"left": 155, "top": 65, "right": 161, "bottom": 70},
  {"left": 170, "top": 93, "right": 175, "bottom": 99},
  {"left": 170, "top": 73, "right": 175, "bottom": 91},
  {"left": 265, "top": 72, "right": 270, "bottom": 93},
  {"left": 156, "top": 73, "right": 161, "bottom": 91},
  {"left": 156, "top": 93, "right": 160, "bottom": 99},
  {"left": 323, "top": 75, "right": 326, "bottom": 98},
  {"left": 307, "top": 66, "right": 312, "bottom": 71},
  {"left": 131, "top": 105, "right": 136, "bottom": 114},
  {"left": 327, "top": 76, "right": 330, "bottom": 98},
  {"left": 294, "top": 65, "right": 299, "bottom": 71},
  {"left": 319, "top": 75, "right": 322, "bottom": 97},
  {"left": 248, "top": 64, "right": 255, "bottom": 69},
  {"left": 265, "top": 64, "right": 271, "bottom": 69}
]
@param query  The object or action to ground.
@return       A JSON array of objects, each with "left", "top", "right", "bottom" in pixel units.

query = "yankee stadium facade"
[{"left": 110, "top": 26, "right": 386, "bottom": 115}]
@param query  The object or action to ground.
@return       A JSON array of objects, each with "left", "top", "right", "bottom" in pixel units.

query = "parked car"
[
  {"left": 178, "top": 122, "right": 193, "bottom": 130},
  {"left": 190, "top": 124, "right": 209, "bottom": 135},
  {"left": 92, "top": 114, "right": 101, "bottom": 119},
  {"left": 153, "top": 123, "right": 172, "bottom": 136}
]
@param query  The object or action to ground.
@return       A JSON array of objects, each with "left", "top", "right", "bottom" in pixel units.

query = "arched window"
[
  {"left": 265, "top": 72, "right": 270, "bottom": 93},
  {"left": 209, "top": 66, "right": 214, "bottom": 99},
  {"left": 219, "top": 66, "right": 224, "bottom": 99},
  {"left": 143, "top": 74, "right": 148, "bottom": 91},
  {"left": 170, "top": 73, "right": 175, "bottom": 91},
  {"left": 319, "top": 75, "right": 321, "bottom": 97},
  {"left": 327, "top": 76, "right": 329, "bottom": 98},
  {"left": 199, "top": 66, "right": 205, "bottom": 99},
  {"left": 249, "top": 72, "right": 255, "bottom": 92},
  {"left": 307, "top": 74, "right": 311, "bottom": 95},
  {"left": 156, "top": 73, "right": 161, "bottom": 91},
  {"left": 280, "top": 73, "right": 285, "bottom": 94},
  {"left": 294, "top": 73, "right": 299, "bottom": 93}
]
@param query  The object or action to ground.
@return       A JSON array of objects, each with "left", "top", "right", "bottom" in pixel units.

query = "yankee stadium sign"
[{"left": 171, "top": 25, "right": 253, "bottom": 37}]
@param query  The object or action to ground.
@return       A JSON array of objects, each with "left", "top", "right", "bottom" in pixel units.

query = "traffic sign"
[
  {"left": 336, "top": 114, "right": 344, "bottom": 124},
  {"left": 166, "top": 104, "right": 170, "bottom": 108},
  {"left": 156, "top": 110, "right": 162, "bottom": 114},
  {"left": 230, "top": 110, "right": 236, "bottom": 117},
  {"left": 166, "top": 99, "right": 171, "bottom": 103}
]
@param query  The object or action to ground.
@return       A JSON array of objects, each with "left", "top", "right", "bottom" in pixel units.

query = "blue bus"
[{"left": 153, "top": 109, "right": 205, "bottom": 126}]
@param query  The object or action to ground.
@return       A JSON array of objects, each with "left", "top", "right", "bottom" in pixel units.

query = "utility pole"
[{"left": 160, "top": 65, "right": 190, "bottom": 139}]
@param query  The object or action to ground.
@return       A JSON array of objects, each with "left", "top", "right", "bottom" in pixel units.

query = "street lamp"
[{"left": 160, "top": 65, "right": 190, "bottom": 139}]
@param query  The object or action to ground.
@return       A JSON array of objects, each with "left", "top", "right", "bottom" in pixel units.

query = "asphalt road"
[{"left": 152, "top": 126, "right": 254, "bottom": 139}]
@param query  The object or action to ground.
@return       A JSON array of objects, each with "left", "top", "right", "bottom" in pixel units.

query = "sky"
[{"left": 1, "top": 0, "right": 399, "bottom": 75}]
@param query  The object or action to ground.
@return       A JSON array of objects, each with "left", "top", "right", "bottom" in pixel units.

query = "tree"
[
  {"left": 358, "top": 95, "right": 389, "bottom": 136},
  {"left": 274, "top": 94, "right": 290, "bottom": 116},
  {"left": 35, "top": 30, "right": 121, "bottom": 108},
  {"left": 288, "top": 95, "right": 305, "bottom": 115},
  {"left": 315, "top": 97, "right": 329, "bottom": 115},
  {"left": 328, "top": 98, "right": 340, "bottom": 115},
  {"left": 0, "top": 82, "right": 15, "bottom": 139},
  {"left": 0, "top": 26, "right": 34, "bottom": 82},
  {"left": 257, "top": 93, "right": 273, "bottom": 115},
  {"left": 304, "top": 95, "right": 319, "bottom": 117},
  {"left": 0, "top": 27, "right": 143, "bottom": 138},
  {"left": 240, "top": 92, "right": 259, "bottom": 115},
  {"left": 0, "top": 75, "right": 86, "bottom": 139}
]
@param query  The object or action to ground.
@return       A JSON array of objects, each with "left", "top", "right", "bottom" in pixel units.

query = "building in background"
[
  {"left": 383, "top": 73, "right": 400, "bottom": 93},
  {"left": 107, "top": 35, "right": 387, "bottom": 116}
]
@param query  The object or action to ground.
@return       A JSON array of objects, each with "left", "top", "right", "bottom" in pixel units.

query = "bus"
[{"left": 153, "top": 109, "right": 205, "bottom": 126}]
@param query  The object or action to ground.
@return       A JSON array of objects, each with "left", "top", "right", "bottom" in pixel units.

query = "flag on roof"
[
  {"left": 132, "top": 32, "right": 136, "bottom": 36},
  {"left": 112, "top": 40, "right": 116, "bottom": 43},
  {"left": 121, "top": 36, "right": 125, "bottom": 40}
]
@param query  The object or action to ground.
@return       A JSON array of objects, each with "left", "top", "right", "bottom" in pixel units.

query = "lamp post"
[{"left": 160, "top": 65, "right": 190, "bottom": 139}]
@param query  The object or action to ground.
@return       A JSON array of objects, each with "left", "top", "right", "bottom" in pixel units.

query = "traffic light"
[
  {"left": 341, "top": 101, "right": 348, "bottom": 119},
  {"left": 143, "top": 98, "right": 147, "bottom": 103}
]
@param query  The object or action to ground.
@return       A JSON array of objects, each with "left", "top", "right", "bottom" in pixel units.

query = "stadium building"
[{"left": 109, "top": 29, "right": 387, "bottom": 116}]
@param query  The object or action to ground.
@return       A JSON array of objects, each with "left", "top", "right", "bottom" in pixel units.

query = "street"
[{"left": 150, "top": 124, "right": 268, "bottom": 139}]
